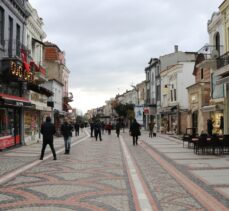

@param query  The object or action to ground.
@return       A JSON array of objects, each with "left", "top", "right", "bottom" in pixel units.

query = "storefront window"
[
  {"left": 24, "top": 110, "right": 39, "bottom": 142},
  {"left": 0, "top": 108, "right": 14, "bottom": 137},
  {"left": 211, "top": 112, "right": 223, "bottom": 134}
]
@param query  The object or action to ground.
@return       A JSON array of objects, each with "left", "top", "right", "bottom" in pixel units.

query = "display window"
[
  {"left": 0, "top": 108, "right": 14, "bottom": 137},
  {"left": 0, "top": 108, "right": 20, "bottom": 149},
  {"left": 24, "top": 110, "right": 40, "bottom": 143},
  {"left": 211, "top": 112, "right": 223, "bottom": 134}
]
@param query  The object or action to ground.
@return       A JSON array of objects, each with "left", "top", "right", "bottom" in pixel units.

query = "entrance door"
[{"left": 192, "top": 111, "right": 198, "bottom": 134}]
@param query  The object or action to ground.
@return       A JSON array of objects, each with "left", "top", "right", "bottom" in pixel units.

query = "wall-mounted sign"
[{"left": 10, "top": 60, "right": 34, "bottom": 82}]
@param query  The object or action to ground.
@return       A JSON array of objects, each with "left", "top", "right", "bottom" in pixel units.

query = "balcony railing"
[
  {"left": 197, "top": 44, "right": 224, "bottom": 60},
  {"left": 216, "top": 51, "right": 229, "bottom": 69},
  {"left": 63, "top": 92, "right": 73, "bottom": 102}
]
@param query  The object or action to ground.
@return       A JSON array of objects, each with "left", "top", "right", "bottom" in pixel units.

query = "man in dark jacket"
[
  {"left": 40, "top": 116, "right": 57, "bottom": 160},
  {"left": 116, "top": 120, "right": 121, "bottom": 138},
  {"left": 61, "top": 118, "right": 73, "bottom": 154},
  {"left": 94, "top": 119, "right": 102, "bottom": 141},
  {"left": 74, "top": 122, "right": 80, "bottom": 136},
  {"left": 129, "top": 119, "right": 141, "bottom": 146}
]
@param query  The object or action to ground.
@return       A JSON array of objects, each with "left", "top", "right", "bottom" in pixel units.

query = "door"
[{"left": 192, "top": 111, "right": 198, "bottom": 134}]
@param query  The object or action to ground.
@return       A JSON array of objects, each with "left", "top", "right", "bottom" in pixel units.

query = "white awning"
[
  {"left": 201, "top": 104, "right": 224, "bottom": 112},
  {"left": 216, "top": 75, "right": 229, "bottom": 85},
  {"left": 201, "top": 105, "right": 216, "bottom": 112}
]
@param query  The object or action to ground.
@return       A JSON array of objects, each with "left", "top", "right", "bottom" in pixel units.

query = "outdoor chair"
[
  {"left": 194, "top": 134, "right": 208, "bottom": 154},
  {"left": 182, "top": 134, "right": 191, "bottom": 148},
  {"left": 210, "top": 134, "right": 223, "bottom": 155},
  {"left": 222, "top": 134, "right": 229, "bottom": 154}
]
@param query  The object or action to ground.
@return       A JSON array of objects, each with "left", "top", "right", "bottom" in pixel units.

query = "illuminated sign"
[{"left": 10, "top": 61, "right": 34, "bottom": 82}]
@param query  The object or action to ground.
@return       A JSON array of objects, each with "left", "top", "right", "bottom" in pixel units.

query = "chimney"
[{"left": 174, "top": 45, "right": 178, "bottom": 53}]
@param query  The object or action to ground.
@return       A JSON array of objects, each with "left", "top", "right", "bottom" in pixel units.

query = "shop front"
[
  {"left": 201, "top": 104, "right": 224, "bottom": 134},
  {"left": 144, "top": 106, "right": 156, "bottom": 130},
  {"left": 0, "top": 93, "right": 32, "bottom": 150},
  {"left": 160, "top": 105, "right": 181, "bottom": 134},
  {"left": 24, "top": 109, "right": 40, "bottom": 145}
]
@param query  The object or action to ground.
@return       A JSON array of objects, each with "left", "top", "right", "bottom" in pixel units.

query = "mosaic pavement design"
[{"left": 0, "top": 135, "right": 134, "bottom": 211}]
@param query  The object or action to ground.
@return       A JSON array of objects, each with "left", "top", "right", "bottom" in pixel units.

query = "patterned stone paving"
[
  {"left": 0, "top": 129, "right": 228, "bottom": 210},
  {"left": 123, "top": 133, "right": 203, "bottom": 211},
  {"left": 138, "top": 132, "right": 229, "bottom": 209},
  {"left": 0, "top": 132, "right": 134, "bottom": 211}
]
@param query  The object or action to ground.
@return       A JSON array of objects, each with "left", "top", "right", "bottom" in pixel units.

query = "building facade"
[
  {"left": 159, "top": 47, "right": 196, "bottom": 134},
  {"left": 144, "top": 58, "right": 159, "bottom": 129},
  {"left": 0, "top": 0, "right": 31, "bottom": 149},
  {"left": 216, "top": 0, "right": 229, "bottom": 134}
]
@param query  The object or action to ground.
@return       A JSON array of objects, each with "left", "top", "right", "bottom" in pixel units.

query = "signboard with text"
[{"left": 134, "top": 105, "right": 144, "bottom": 125}]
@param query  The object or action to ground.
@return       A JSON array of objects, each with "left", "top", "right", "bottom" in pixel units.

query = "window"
[
  {"left": 201, "top": 68, "right": 204, "bottom": 79},
  {"left": 0, "top": 108, "right": 15, "bottom": 137},
  {"left": 16, "top": 24, "right": 21, "bottom": 56},
  {"left": 170, "top": 90, "right": 173, "bottom": 101},
  {"left": 0, "top": 7, "right": 4, "bottom": 46},
  {"left": 156, "top": 85, "right": 161, "bottom": 101},
  {"left": 174, "top": 89, "right": 177, "bottom": 101},
  {"left": 8, "top": 16, "right": 13, "bottom": 57},
  {"left": 215, "top": 32, "right": 220, "bottom": 55}
]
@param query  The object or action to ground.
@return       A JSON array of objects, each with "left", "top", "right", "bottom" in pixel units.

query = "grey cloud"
[{"left": 30, "top": 0, "right": 222, "bottom": 111}]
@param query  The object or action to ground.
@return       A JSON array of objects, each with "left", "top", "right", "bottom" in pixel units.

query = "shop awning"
[
  {"left": 216, "top": 75, "right": 229, "bottom": 85},
  {"left": 0, "top": 93, "right": 32, "bottom": 107},
  {"left": 201, "top": 105, "right": 216, "bottom": 112},
  {"left": 201, "top": 104, "right": 224, "bottom": 112}
]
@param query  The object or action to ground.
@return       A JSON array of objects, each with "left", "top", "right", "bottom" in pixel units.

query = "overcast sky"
[{"left": 29, "top": 0, "right": 222, "bottom": 114}]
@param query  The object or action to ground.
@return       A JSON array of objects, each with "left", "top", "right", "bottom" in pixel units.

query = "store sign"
[
  {"left": 134, "top": 105, "right": 144, "bottom": 125},
  {"left": 10, "top": 60, "right": 34, "bottom": 82},
  {"left": 3, "top": 99, "right": 31, "bottom": 107}
]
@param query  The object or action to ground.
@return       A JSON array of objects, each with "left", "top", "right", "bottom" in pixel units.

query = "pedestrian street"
[{"left": 0, "top": 129, "right": 228, "bottom": 211}]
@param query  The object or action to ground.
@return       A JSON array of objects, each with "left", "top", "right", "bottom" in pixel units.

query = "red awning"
[{"left": 0, "top": 93, "right": 30, "bottom": 103}]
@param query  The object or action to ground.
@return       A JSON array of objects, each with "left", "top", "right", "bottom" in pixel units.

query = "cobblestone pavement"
[
  {"left": 0, "top": 131, "right": 135, "bottom": 211},
  {"left": 0, "top": 129, "right": 228, "bottom": 210}
]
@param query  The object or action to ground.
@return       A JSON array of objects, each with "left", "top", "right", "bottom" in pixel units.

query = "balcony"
[
  {"left": 63, "top": 92, "right": 73, "bottom": 103},
  {"left": 30, "top": 61, "right": 47, "bottom": 84},
  {"left": 215, "top": 51, "right": 229, "bottom": 85},
  {"left": 196, "top": 45, "right": 224, "bottom": 69},
  {"left": 216, "top": 51, "right": 229, "bottom": 74}
]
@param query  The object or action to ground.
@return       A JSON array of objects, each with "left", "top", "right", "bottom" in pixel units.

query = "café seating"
[
  {"left": 222, "top": 134, "right": 229, "bottom": 154},
  {"left": 194, "top": 133, "right": 208, "bottom": 154}
]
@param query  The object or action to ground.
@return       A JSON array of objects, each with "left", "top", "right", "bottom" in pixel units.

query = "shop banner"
[{"left": 134, "top": 105, "right": 144, "bottom": 125}]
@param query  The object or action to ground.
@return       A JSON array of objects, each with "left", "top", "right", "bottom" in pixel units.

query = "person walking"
[
  {"left": 207, "top": 118, "right": 214, "bottom": 136},
  {"left": 61, "top": 118, "right": 73, "bottom": 154},
  {"left": 129, "top": 119, "right": 141, "bottom": 146},
  {"left": 90, "top": 120, "right": 95, "bottom": 137},
  {"left": 148, "top": 121, "right": 154, "bottom": 138},
  {"left": 101, "top": 121, "right": 105, "bottom": 134},
  {"left": 74, "top": 121, "right": 80, "bottom": 136},
  {"left": 94, "top": 120, "right": 102, "bottom": 141},
  {"left": 116, "top": 120, "right": 121, "bottom": 138},
  {"left": 40, "top": 116, "right": 57, "bottom": 160},
  {"left": 107, "top": 122, "right": 112, "bottom": 135},
  {"left": 153, "top": 123, "right": 157, "bottom": 137},
  {"left": 220, "top": 116, "right": 224, "bottom": 135}
]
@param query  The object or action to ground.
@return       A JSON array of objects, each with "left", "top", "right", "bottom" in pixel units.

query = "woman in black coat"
[{"left": 129, "top": 119, "right": 141, "bottom": 146}]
